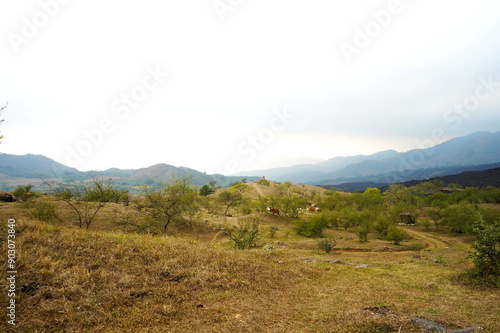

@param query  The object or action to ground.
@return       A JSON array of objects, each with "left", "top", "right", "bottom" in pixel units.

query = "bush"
[
  {"left": 317, "top": 237, "right": 337, "bottom": 253},
  {"left": 467, "top": 216, "right": 500, "bottom": 278},
  {"left": 199, "top": 185, "right": 215, "bottom": 196},
  {"left": 387, "top": 227, "right": 408, "bottom": 245},
  {"left": 224, "top": 219, "right": 260, "bottom": 250},
  {"left": 13, "top": 184, "right": 35, "bottom": 201},
  {"left": 295, "top": 214, "right": 330, "bottom": 238},
  {"left": 27, "top": 201, "right": 60, "bottom": 223},
  {"left": 408, "top": 242, "right": 425, "bottom": 251}
]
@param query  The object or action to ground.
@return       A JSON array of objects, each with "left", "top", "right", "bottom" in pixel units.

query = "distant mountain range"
[
  {"left": 1, "top": 131, "right": 499, "bottom": 192},
  {"left": 233, "top": 131, "right": 500, "bottom": 186},
  {"left": 380, "top": 165, "right": 500, "bottom": 191},
  {"left": 0, "top": 154, "right": 255, "bottom": 192}
]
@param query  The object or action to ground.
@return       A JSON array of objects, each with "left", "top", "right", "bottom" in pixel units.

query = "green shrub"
[
  {"left": 387, "top": 227, "right": 408, "bottom": 245},
  {"left": 199, "top": 185, "right": 215, "bottom": 196},
  {"left": 467, "top": 216, "right": 500, "bottom": 278},
  {"left": 295, "top": 214, "right": 330, "bottom": 238},
  {"left": 408, "top": 242, "right": 425, "bottom": 251},
  {"left": 224, "top": 219, "right": 260, "bottom": 250},
  {"left": 13, "top": 184, "right": 35, "bottom": 201}
]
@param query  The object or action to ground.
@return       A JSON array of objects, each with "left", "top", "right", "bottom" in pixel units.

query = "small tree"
[
  {"left": 199, "top": 185, "right": 215, "bottom": 196},
  {"left": 84, "top": 180, "right": 129, "bottom": 204},
  {"left": 373, "top": 217, "right": 392, "bottom": 239},
  {"left": 356, "top": 225, "right": 370, "bottom": 242},
  {"left": 140, "top": 175, "right": 198, "bottom": 234},
  {"left": 218, "top": 182, "right": 249, "bottom": 215},
  {"left": 279, "top": 196, "right": 306, "bottom": 218},
  {"left": 467, "top": 216, "right": 500, "bottom": 278},
  {"left": 427, "top": 208, "right": 442, "bottom": 230},
  {"left": 44, "top": 176, "right": 116, "bottom": 229},
  {"left": 441, "top": 204, "right": 476, "bottom": 234}
]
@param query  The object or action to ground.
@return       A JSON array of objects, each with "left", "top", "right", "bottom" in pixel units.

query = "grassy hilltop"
[{"left": 1, "top": 179, "right": 499, "bottom": 332}]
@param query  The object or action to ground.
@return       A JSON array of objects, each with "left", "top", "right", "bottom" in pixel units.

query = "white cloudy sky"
[{"left": 1, "top": 0, "right": 500, "bottom": 175}]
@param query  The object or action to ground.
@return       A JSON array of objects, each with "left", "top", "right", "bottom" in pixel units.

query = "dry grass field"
[{"left": 0, "top": 181, "right": 498, "bottom": 332}]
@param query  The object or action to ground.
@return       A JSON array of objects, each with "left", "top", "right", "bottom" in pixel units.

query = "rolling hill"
[
  {"left": 0, "top": 154, "right": 254, "bottom": 191},
  {"left": 0, "top": 153, "right": 79, "bottom": 179}
]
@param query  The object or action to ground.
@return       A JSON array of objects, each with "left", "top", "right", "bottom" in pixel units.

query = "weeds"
[{"left": 26, "top": 200, "right": 61, "bottom": 223}]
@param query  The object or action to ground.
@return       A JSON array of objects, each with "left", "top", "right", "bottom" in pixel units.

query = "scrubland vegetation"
[{"left": 1, "top": 177, "right": 499, "bottom": 332}]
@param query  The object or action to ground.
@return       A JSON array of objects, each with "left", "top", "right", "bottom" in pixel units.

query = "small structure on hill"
[{"left": 399, "top": 212, "right": 416, "bottom": 225}]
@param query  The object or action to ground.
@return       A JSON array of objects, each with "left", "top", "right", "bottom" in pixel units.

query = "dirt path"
[
  {"left": 248, "top": 182, "right": 264, "bottom": 197},
  {"left": 403, "top": 228, "right": 451, "bottom": 249}
]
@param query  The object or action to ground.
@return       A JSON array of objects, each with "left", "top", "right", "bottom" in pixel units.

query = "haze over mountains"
[
  {"left": 1, "top": 131, "right": 499, "bottom": 191},
  {"left": 232, "top": 131, "right": 500, "bottom": 185}
]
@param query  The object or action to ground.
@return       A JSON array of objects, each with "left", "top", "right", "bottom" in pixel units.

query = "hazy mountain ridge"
[
  {"left": 321, "top": 162, "right": 500, "bottom": 192},
  {"left": 0, "top": 154, "right": 79, "bottom": 179},
  {"left": 379, "top": 165, "right": 500, "bottom": 191},
  {"left": 237, "top": 131, "right": 500, "bottom": 184},
  {"left": 0, "top": 155, "right": 254, "bottom": 190},
  {"left": 233, "top": 150, "right": 400, "bottom": 183}
]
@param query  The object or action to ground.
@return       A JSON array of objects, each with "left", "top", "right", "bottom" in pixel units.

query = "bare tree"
[
  {"left": 44, "top": 175, "right": 116, "bottom": 229},
  {"left": 218, "top": 182, "right": 249, "bottom": 215}
]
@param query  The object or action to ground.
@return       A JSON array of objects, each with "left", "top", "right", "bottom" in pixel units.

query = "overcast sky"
[{"left": 1, "top": 0, "right": 499, "bottom": 175}]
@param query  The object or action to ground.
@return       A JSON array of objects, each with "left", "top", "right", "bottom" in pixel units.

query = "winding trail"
[{"left": 403, "top": 228, "right": 452, "bottom": 250}]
